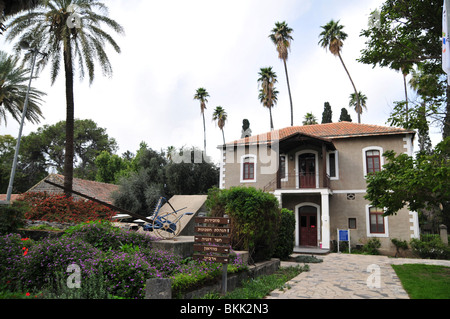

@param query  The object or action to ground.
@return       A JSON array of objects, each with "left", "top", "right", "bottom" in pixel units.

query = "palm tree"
[
  {"left": 194, "top": 87, "right": 209, "bottom": 155},
  {"left": 349, "top": 92, "right": 367, "bottom": 122},
  {"left": 0, "top": 50, "right": 45, "bottom": 125},
  {"left": 319, "top": 19, "right": 361, "bottom": 123},
  {"left": 258, "top": 67, "right": 278, "bottom": 131},
  {"left": 5, "top": 0, "right": 124, "bottom": 195},
  {"left": 212, "top": 106, "right": 227, "bottom": 145},
  {"left": 269, "top": 21, "right": 294, "bottom": 126},
  {"left": 1, "top": 0, "right": 41, "bottom": 35},
  {"left": 302, "top": 112, "right": 318, "bottom": 125}
]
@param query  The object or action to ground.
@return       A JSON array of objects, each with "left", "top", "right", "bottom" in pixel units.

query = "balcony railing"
[{"left": 263, "top": 173, "right": 331, "bottom": 192}]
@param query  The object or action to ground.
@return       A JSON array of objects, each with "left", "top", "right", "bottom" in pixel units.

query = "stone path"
[{"left": 266, "top": 253, "right": 450, "bottom": 299}]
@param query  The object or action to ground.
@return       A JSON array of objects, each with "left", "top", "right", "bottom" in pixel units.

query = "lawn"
[{"left": 392, "top": 264, "right": 450, "bottom": 299}]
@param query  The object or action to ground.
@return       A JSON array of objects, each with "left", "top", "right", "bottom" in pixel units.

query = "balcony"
[{"left": 263, "top": 173, "right": 331, "bottom": 192}]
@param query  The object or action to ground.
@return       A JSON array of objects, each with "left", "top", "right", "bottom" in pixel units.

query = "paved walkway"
[{"left": 266, "top": 253, "right": 450, "bottom": 299}]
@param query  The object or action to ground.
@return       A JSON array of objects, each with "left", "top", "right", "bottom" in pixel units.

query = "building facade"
[{"left": 219, "top": 122, "right": 419, "bottom": 255}]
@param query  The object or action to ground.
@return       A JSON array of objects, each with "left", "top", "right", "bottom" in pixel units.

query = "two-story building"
[{"left": 219, "top": 122, "right": 419, "bottom": 255}]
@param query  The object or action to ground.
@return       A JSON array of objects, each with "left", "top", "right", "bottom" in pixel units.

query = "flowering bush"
[
  {"left": 101, "top": 251, "right": 162, "bottom": 299},
  {"left": 18, "top": 236, "right": 103, "bottom": 290},
  {"left": 64, "top": 220, "right": 157, "bottom": 252},
  {"left": 17, "top": 192, "right": 116, "bottom": 223},
  {"left": 0, "top": 234, "right": 34, "bottom": 288}
]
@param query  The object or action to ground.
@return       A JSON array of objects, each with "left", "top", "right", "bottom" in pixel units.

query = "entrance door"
[
  {"left": 299, "top": 153, "right": 316, "bottom": 188},
  {"left": 298, "top": 206, "right": 318, "bottom": 246}
]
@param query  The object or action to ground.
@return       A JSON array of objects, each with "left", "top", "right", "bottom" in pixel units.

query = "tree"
[
  {"left": 349, "top": 91, "right": 367, "bottom": 121},
  {"left": 258, "top": 67, "right": 278, "bottom": 131},
  {"left": 0, "top": 50, "right": 45, "bottom": 125},
  {"left": 303, "top": 112, "right": 318, "bottom": 125},
  {"left": 365, "top": 137, "right": 450, "bottom": 230},
  {"left": 0, "top": 0, "right": 41, "bottom": 35},
  {"left": 339, "top": 108, "right": 352, "bottom": 122},
  {"left": 6, "top": 0, "right": 124, "bottom": 195},
  {"left": 0, "top": 134, "right": 16, "bottom": 193},
  {"left": 321, "top": 102, "right": 333, "bottom": 124},
  {"left": 319, "top": 19, "right": 361, "bottom": 123},
  {"left": 359, "top": 0, "right": 449, "bottom": 138},
  {"left": 20, "top": 119, "right": 118, "bottom": 180},
  {"left": 269, "top": 21, "right": 294, "bottom": 126},
  {"left": 94, "top": 151, "right": 131, "bottom": 184},
  {"left": 194, "top": 87, "right": 209, "bottom": 155},
  {"left": 212, "top": 106, "right": 227, "bottom": 145}
]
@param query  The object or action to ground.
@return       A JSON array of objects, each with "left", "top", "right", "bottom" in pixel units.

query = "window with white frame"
[
  {"left": 240, "top": 155, "right": 256, "bottom": 183},
  {"left": 279, "top": 155, "right": 288, "bottom": 181},
  {"left": 366, "top": 205, "right": 388, "bottom": 237},
  {"left": 327, "top": 151, "right": 339, "bottom": 180},
  {"left": 362, "top": 146, "right": 384, "bottom": 177}
]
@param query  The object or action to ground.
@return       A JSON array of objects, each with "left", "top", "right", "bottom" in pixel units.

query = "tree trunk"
[
  {"left": 283, "top": 59, "right": 294, "bottom": 126},
  {"left": 444, "top": 84, "right": 450, "bottom": 139},
  {"left": 221, "top": 129, "right": 225, "bottom": 146},
  {"left": 269, "top": 107, "right": 274, "bottom": 131},
  {"left": 63, "top": 37, "right": 74, "bottom": 197},
  {"left": 403, "top": 73, "right": 409, "bottom": 126},
  {"left": 338, "top": 52, "right": 360, "bottom": 123},
  {"left": 202, "top": 112, "right": 206, "bottom": 155}
]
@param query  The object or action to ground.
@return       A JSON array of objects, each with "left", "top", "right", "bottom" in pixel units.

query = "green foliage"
[
  {"left": 410, "top": 237, "right": 450, "bottom": 260},
  {"left": 272, "top": 208, "right": 295, "bottom": 260},
  {"left": 0, "top": 201, "right": 27, "bottom": 234},
  {"left": 361, "top": 238, "right": 381, "bottom": 255},
  {"left": 206, "top": 186, "right": 281, "bottom": 262},
  {"left": 321, "top": 102, "right": 333, "bottom": 124},
  {"left": 302, "top": 112, "right": 318, "bottom": 125},
  {"left": 339, "top": 108, "right": 352, "bottom": 122},
  {"left": 365, "top": 138, "right": 450, "bottom": 222}
]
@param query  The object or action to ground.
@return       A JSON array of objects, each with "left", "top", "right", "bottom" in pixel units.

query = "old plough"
[{"left": 44, "top": 180, "right": 193, "bottom": 239}]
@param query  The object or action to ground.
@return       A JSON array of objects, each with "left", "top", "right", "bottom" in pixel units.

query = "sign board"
[
  {"left": 339, "top": 229, "right": 349, "bottom": 241},
  {"left": 337, "top": 229, "right": 351, "bottom": 253},
  {"left": 194, "top": 216, "right": 232, "bottom": 295}
]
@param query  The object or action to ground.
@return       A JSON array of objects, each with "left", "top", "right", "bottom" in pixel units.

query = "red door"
[
  {"left": 299, "top": 206, "right": 318, "bottom": 247},
  {"left": 299, "top": 154, "right": 316, "bottom": 188}
]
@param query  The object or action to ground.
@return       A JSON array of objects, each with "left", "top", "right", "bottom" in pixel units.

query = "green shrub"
[
  {"left": 410, "top": 237, "right": 450, "bottom": 260},
  {"left": 362, "top": 238, "right": 381, "bottom": 255},
  {"left": 63, "top": 220, "right": 157, "bottom": 252},
  {"left": 206, "top": 186, "right": 281, "bottom": 262},
  {"left": 0, "top": 202, "right": 28, "bottom": 234},
  {"left": 272, "top": 208, "right": 295, "bottom": 260}
]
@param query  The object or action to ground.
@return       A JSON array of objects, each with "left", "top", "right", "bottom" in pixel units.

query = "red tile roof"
[
  {"left": 226, "top": 122, "right": 415, "bottom": 146},
  {"left": 28, "top": 174, "right": 119, "bottom": 204}
]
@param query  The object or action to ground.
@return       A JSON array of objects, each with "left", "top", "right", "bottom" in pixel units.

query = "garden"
[{"left": 0, "top": 186, "right": 298, "bottom": 299}]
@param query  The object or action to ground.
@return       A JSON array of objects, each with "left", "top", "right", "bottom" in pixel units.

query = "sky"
[{"left": 0, "top": 0, "right": 444, "bottom": 165}]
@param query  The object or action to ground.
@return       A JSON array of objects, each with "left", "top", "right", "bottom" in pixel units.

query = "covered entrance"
[{"left": 298, "top": 205, "right": 318, "bottom": 247}]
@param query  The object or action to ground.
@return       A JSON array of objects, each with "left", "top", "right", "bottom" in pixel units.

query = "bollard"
[
  {"left": 145, "top": 278, "right": 172, "bottom": 299},
  {"left": 439, "top": 225, "right": 448, "bottom": 245}
]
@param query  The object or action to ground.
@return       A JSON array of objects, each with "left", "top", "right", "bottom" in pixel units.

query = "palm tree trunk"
[
  {"left": 221, "top": 129, "right": 225, "bottom": 146},
  {"left": 403, "top": 73, "right": 409, "bottom": 126},
  {"left": 283, "top": 59, "right": 294, "bottom": 126},
  {"left": 444, "top": 84, "right": 450, "bottom": 139},
  {"left": 338, "top": 52, "right": 361, "bottom": 123},
  {"left": 63, "top": 37, "right": 75, "bottom": 197},
  {"left": 202, "top": 112, "right": 206, "bottom": 155},
  {"left": 269, "top": 107, "right": 274, "bottom": 131}
]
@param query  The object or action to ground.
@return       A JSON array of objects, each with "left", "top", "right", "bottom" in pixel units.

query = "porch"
[{"left": 293, "top": 246, "right": 330, "bottom": 255}]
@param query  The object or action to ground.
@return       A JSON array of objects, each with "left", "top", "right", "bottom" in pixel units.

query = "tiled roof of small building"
[
  {"left": 27, "top": 174, "right": 119, "bottom": 204},
  {"left": 226, "top": 122, "right": 415, "bottom": 146}
]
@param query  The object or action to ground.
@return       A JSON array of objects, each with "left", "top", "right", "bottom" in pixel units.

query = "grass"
[
  {"left": 392, "top": 264, "right": 450, "bottom": 299},
  {"left": 202, "top": 265, "right": 309, "bottom": 299}
]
